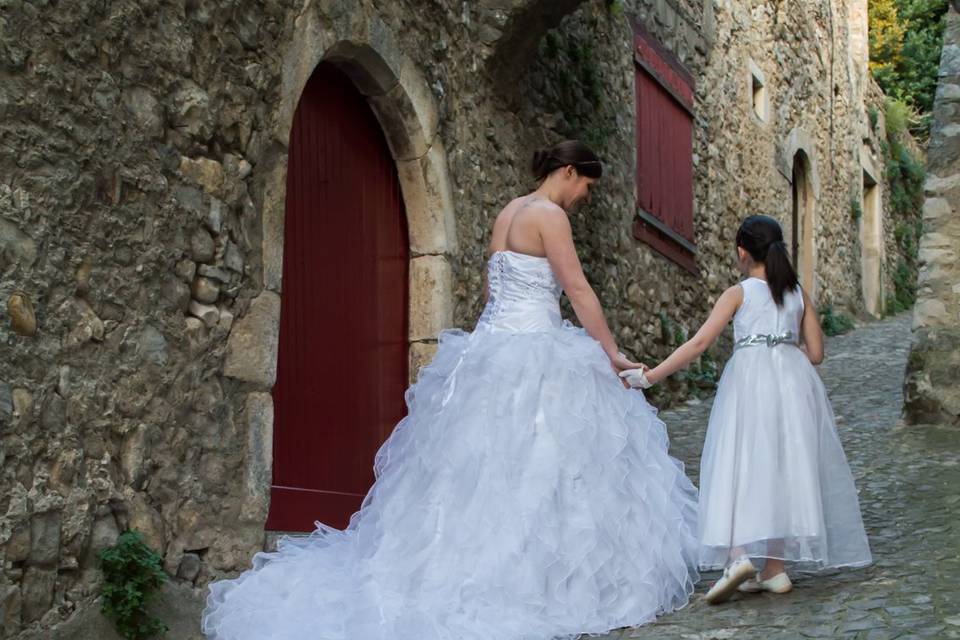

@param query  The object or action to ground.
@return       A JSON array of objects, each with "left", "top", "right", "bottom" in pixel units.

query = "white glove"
[{"left": 619, "top": 368, "right": 652, "bottom": 389}]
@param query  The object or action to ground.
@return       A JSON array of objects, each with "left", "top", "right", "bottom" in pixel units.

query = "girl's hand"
[{"left": 619, "top": 367, "right": 654, "bottom": 389}]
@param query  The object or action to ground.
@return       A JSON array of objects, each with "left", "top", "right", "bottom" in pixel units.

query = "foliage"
[
  {"left": 887, "top": 259, "right": 918, "bottom": 314},
  {"left": 100, "top": 531, "right": 168, "bottom": 640},
  {"left": 606, "top": 0, "right": 625, "bottom": 18},
  {"left": 883, "top": 137, "right": 926, "bottom": 218},
  {"left": 868, "top": 105, "right": 880, "bottom": 131},
  {"left": 820, "top": 305, "right": 856, "bottom": 336},
  {"left": 869, "top": 0, "right": 949, "bottom": 138},
  {"left": 884, "top": 96, "right": 913, "bottom": 136},
  {"left": 681, "top": 353, "right": 719, "bottom": 396},
  {"left": 850, "top": 197, "right": 863, "bottom": 222}
]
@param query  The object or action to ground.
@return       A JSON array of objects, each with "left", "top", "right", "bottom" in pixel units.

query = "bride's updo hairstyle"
[
  {"left": 530, "top": 140, "right": 603, "bottom": 182},
  {"left": 736, "top": 214, "right": 800, "bottom": 307}
]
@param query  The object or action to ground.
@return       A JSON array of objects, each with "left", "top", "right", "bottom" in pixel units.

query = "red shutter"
[
  {"left": 632, "top": 24, "right": 697, "bottom": 274},
  {"left": 266, "top": 63, "right": 409, "bottom": 532}
]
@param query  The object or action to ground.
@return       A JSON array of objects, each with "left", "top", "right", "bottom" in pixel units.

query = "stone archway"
[
  {"left": 258, "top": 9, "right": 458, "bottom": 374},
  {"left": 222, "top": 5, "right": 457, "bottom": 530},
  {"left": 779, "top": 128, "right": 820, "bottom": 297}
]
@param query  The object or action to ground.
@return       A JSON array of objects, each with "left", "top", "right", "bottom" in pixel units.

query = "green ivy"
[
  {"left": 100, "top": 531, "right": 168, "bottom": 640},
  {"left": 820, "top": 305, "right": 856, "bottom": 336}
]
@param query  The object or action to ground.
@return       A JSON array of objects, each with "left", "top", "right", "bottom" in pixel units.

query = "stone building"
[
  {"left": 905, "top": 5, "right": 960, "bottom": 428},
  {"left": 0, "top": 0, "right": 922, "bottom": 636}
]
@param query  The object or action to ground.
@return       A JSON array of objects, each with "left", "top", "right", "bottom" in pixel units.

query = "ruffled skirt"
[{"left": 203, "top": 323, "right": 699, "bottom": 639}]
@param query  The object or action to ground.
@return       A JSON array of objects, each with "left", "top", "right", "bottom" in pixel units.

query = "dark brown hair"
[
  {"left": 530, "top": 140, "right": 603, "bottom": 182},
  {"left": 736, "top": 215, "right": 800, "bottom": 306}
]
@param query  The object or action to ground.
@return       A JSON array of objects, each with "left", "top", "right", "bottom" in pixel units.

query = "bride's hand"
[{"left": 609, "top": 351, "right": 644, "bottom": 372}]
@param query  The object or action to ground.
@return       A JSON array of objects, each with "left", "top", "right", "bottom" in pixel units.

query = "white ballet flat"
[
  {"left": 738, "top": 571, "right": 793, "bottom": 594},
  {"left": 704, "top": 557, "right": 755, "bottom": 604}
]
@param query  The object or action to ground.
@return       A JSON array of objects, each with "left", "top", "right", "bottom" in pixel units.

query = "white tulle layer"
[
  {"left": 698, "top": 345, "right": 872, "bottom": 570},
  {"left": 203, "top": 323, "right": 700, "bottom": 639}
]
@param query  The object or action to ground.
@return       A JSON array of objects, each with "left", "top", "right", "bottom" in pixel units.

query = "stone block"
[
  {"left": 20, "top": 567, "right": 55, "bottom": 623},
  {"left": 0, "top": 582, "right": 21, "bottom": 636},
  {"left": 240, "top": 392, "right": 273, "bottom": 524},
  {"left": 409, "top": 256, "right": 453, "bottom": 342},
  {"left": 7, "top": 290, "right": 37, "bottom": 336},
  {"left": 188, "top": 300, "right": 219, "bottom": 328},
  {"left": 368, "top": 55, "right": 438, "bottom": 161},
  {"left": 0, "top": 218, "right": 37, "bottom": 269},
  {"left": 179, "top": 156, "right": 225, "bottom": 196},
  {"left": 397, "top": 143, "right": 457, "bottom": 256},
  {"left": 29, "top": 511, "right": 62, "bottom": 567},
  {"left": 191, "top": 276, "right": 220, "bottom": 304},
  {"left": 121, "top": 87, "right": 164, "bottom": 139},
  {"left": 260, "top": 161, "right": 287, "bottom": 293},
  {"left": 223, "top": 291, "right": 280, "bottom": 386},
  {"left": 409, "top": 341, "right": 438, "bottom": 384}
]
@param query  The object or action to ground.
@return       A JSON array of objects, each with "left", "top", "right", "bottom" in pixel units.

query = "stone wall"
[
  {"left": 904, "top": 6, "right": 960, "bottom": 427},
  {"left": 0, "top": 0, "right": 923, "bottom": 636}
]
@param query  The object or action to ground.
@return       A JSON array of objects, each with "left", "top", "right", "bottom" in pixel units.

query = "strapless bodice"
[{"left": 477, "top": 251, "right": 563, "bottom": 333}]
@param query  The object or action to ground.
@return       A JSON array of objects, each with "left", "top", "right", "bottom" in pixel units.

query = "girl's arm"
[
  {"left": 645, "top": 285, "right": 743, "bottom": 384},
  {"left": 799, "top": 288, "right": 824, "bottom": 364},
  {"left": 540, "top": 207, "right": 641, "bottom": 371}
]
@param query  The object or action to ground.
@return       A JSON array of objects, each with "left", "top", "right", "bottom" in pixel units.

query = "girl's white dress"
[
  {"left": 202, "top": 251, "right": 699, "bottom": 640},
  {"left": 698, "top": 277, "right": 872, "bottom": 570}
]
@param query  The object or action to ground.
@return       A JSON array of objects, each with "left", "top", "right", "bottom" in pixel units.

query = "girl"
[{"left": 621, "top": 214, "right": 871, "bottom": 604}]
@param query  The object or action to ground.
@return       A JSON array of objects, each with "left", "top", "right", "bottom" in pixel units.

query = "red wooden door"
[{"left": 266, "top": 63, "right": 409, "bottom": 532}]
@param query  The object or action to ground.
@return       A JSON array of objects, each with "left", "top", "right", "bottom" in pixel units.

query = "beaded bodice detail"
[{"left": 477, "top": 251, "right": 563, "bottom": 332}]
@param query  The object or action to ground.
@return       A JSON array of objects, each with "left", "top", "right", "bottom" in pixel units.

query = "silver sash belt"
[{"left": 734, "top": 331, "right": 797, "bottom": 350}]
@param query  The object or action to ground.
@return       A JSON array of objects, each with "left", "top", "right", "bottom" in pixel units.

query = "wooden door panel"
[{"left": 266, "top": 63, "right": 408, "bottom": 532}]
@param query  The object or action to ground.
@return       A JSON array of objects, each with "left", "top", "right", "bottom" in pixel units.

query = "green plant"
[
  {"left": 606, "top": 0, "right": 625, "bottom": 18},
  {"left": 682, "top": 353, "right": 719, "bottom": 395},
  {"left": 884, "top": 97, "right": 914, "bottom": 136},
  {"left": 890, "top": 259, "right": 918, "bottom": 313},
  {"left": 820, "top": 305, "right": 856, "bottom": 336},
  {"left": 850, "top": 197, "right": 863, "bottom": 222},
  {"left": 100, "top": 531, "right": 168, "bottom": 640},
  {"left": 868, "top": 105, "right": 880, "bottom": 131}
]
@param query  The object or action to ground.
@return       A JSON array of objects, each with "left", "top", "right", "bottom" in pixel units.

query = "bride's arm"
[
  {"left": 644, "top": 285, "right": 742, "bottom": 384},
  {"left": 540, "top": 210, "right": 639, "bottom": 370}
]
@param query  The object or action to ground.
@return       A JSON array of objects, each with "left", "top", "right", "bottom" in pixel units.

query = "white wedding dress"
[{"left": 202, "top": 250, "right": 699, "bottom": 640}]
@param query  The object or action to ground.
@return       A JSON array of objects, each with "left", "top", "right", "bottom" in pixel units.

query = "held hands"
[
  {"left": 618, "top": 367, "right": 653, "bottom": 389},
  {"left": 608, "top": 351, "right": 650, "bottom": 390}
]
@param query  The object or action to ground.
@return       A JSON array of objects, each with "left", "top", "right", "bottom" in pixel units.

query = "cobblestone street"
[{"left": 599, "top": 314, "right": 960, "bottom": 640}]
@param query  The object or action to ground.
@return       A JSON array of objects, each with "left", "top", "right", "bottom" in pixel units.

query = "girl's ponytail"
[
  {"left": 736, "top": 215, "right": 800, "bottom": 306},
  {"left": 764, "top": 239, "right": 800, "bottom": 306}
]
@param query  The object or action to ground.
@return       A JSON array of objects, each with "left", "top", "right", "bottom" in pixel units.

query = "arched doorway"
[
  {"left": 791, "top": 151, "right": 817, "bottom": 296},
  {"left": 265, "top": 63, "right": 409, "bottom": 532},
  {"left": 861, "top": 170, "right": 883, "bottom": 316}
]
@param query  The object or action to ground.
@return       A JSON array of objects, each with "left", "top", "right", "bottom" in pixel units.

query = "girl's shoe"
[
  {"left": 704, "top": 557, "right": 755, "bottom": 604},
  {"left": 738, "top": 572, "right": 793, "bottom": 594}
]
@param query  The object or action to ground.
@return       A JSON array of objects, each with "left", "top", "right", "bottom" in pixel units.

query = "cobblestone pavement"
[{"left": 596, "top": 314, "right": 960, "bottom": 640}]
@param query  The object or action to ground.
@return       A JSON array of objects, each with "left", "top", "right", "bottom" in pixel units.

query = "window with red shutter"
[{"left": 632, "top": 22, "right": 697, "bottom": 274}]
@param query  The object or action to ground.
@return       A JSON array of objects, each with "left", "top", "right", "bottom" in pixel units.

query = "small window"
[
  {"left": 632, "top": 22, "right": 697, "bottom": 274},
  {"left": 749, "top": 60, "right": 768, "bottom": 122}
]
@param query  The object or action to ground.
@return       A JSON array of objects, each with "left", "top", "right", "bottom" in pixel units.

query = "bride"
[{"left": 202, "top": 140, "right": 699, "bottom": 639}]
